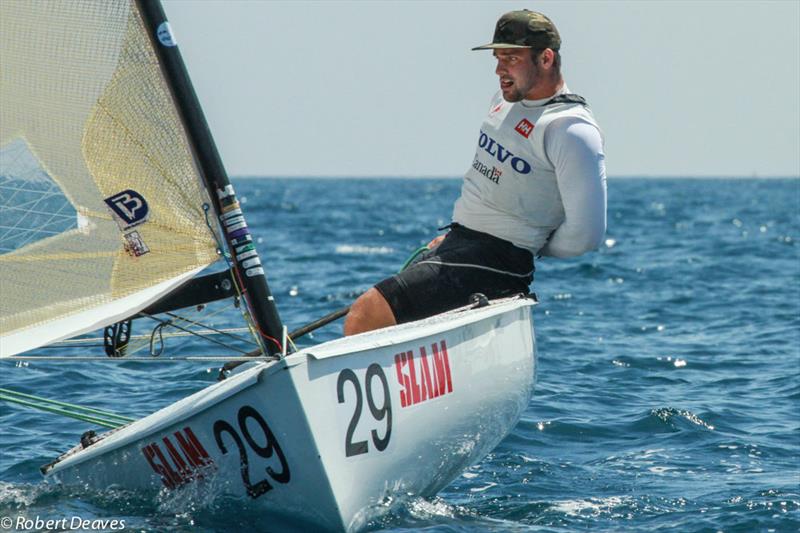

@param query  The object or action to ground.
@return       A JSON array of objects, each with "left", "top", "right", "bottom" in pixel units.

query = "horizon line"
[{"left": 230, "top": 174, "right": 800, "bottom": 180}]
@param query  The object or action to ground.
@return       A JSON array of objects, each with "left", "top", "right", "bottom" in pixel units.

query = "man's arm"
[{"left": 538, "top": 117, "right": 607, "bottom": 258}]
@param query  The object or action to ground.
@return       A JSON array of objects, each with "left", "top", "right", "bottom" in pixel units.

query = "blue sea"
[{"left": 1, "top": 177, "right": 798, "bottom": 532}]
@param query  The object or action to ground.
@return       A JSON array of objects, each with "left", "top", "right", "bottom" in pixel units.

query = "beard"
[
  {"left": 500, "top": 62, "right": 541, "bottom": 102},
  {"left": 502, "top": 87, "right": 526, "bottom": 102}
]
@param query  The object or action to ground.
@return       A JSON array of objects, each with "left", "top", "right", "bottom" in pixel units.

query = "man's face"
[{"left": 493, "top": 48, "right": 540, "bottom": 102}]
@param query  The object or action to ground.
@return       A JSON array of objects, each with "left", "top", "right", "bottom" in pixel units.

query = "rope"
[
  {"left": 162, "top": 311, "right": 256, "bottom": 346},
  {"left": 140, "top": 314, "right": 253, "bottom": 355},
  {"left": 43, "top": 326, "right": 253, "bottom": 347},
  {"left": 0, "top": 387, "right": 135, "bottom": 429},
  {"left": 123, "top": 301, "right": 249, "bottom": 357},
  {"left": 400, "top": 245, "right": 430, "bottom": 271},
  {"left": 6, "top": 355, "right": 275, "bottom": 362}
]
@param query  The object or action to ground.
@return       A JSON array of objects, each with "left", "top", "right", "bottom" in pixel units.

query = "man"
[{"left": 344, "top": 9, "right": 606, "bottom": 335}]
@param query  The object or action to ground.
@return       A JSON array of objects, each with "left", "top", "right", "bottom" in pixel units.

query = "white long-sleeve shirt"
[
  {"left": 538, "top": 116, "right": 607, "bottom": 257},
  {"left": 452, "top": 86, "right": 606, "bottom": 257}
]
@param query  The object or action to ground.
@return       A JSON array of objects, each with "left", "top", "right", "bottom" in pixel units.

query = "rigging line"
[
  {"left": 202, "top": 207, "right": 248, "bottom": 309},
  {"left": 132, "top": 301, "right": 245, "bottom": 356},
  {"left": 36, "top": 343, "right": 105, "bottom": 349},
  {"left": 202, "top": 212, "right": 259, "bottom": 341},
  {"left": 124, "top": 335, "right": 155, "bottom": 358},
  {"left": 140, "top": 314, "right": 252, "bottom": 354},
  {"left": 221, "top": 244, "right": 433, "bottom": 373},
  {"left": 6, "top": 355, "right": 279, "bottom": 361},
  {"left": 189, "top": 309, "right": 250, "bottom": 337},
  {"left": 163, "top": 298, "right": 253, "bottom": 337},
  {"left": 132, "top": 317, "right": 247, "bottom": 356},
  {"left": 98, "top": 303, "right": 254, "bottom": 357},
  {"left": 202, "top": 207, "right": 248, "bottom": 307},
  {"left": 48, "top": 327, "right": 252, "bottom": 346},
  {"left": 201, "top": 205, "right": 278, "bottom": 354},
  {"left": 200, "top": 204, "right": 281, "bottom": 355},
  {"left": 0, "top": 388, "right": 135, "bottom": 423},
  {"left": 30, "top": 303, "right": 246, "bottom": 351},
  {"left": 149, "top": 321, "right": 167, "bottom": 356},
  {"left": 231, "top": 260, "right": 283, "bottom": 353},
  {"left": 162, "top": 311, "right": 256, "bottom": 345}
]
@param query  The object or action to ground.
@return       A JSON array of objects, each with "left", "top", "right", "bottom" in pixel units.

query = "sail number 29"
[
  {"left": 336, "top": 364, "right": 392, "bottom": 457},
  {"left": 212, "top": 405, "right": 290, "bottom": 498}
]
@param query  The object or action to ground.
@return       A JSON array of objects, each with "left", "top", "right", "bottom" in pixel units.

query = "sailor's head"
[{"left": 472, "top": 10, "right": 563, "bottom": 102}]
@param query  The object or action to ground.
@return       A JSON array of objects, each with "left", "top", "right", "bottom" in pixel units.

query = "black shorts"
[{"left": 375, "top": 223, "right": 534, "bottom": 324}]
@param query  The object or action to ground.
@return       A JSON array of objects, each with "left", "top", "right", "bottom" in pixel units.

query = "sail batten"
[{"left": 0, "top": 1, "right": 220, "bottom": 356}]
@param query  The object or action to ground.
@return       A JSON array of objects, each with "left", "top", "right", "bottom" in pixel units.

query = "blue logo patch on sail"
[
  {"left": 156, "top": 22, "right": 177, "bottom": 47},
  {"left": 104, "top": 189, "right": 150, "bottom": 230}
]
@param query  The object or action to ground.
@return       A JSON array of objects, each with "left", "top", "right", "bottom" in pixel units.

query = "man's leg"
[
  {"left": 343, "top": 288, "right": 397, "bottom": 336},
  {"left": 344, "top": 226, "right": 532, "bottom": 337}
]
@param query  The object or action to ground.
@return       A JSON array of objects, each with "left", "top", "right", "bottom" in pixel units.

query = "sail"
[{"left": 0, "top": 1, "right": 220, "bottom": 356}]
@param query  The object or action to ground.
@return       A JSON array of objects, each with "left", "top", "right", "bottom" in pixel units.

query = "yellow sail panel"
[{"left": 0, "top": 1, "right": 219, "bottom": 355}]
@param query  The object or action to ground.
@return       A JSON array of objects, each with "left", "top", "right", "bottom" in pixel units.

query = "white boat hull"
[{"left": 44, "top": 297, "right": 537, "bottom": 531}]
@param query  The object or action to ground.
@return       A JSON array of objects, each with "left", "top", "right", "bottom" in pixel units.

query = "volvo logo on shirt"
[
  {"left": 104, "top": 189, "right": 150, "bottom": 230},
  {"left": 477, "top": 130, "right": 532, "bottom": 174}
]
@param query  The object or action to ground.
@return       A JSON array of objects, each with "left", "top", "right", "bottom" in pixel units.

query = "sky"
[{"left": 162, "top": 1, "right": 800, "bottom": 178}]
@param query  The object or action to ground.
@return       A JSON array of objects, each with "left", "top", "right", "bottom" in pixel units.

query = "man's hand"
[{"left": 426, "top": 234, "right": 446, "bottom": 250}]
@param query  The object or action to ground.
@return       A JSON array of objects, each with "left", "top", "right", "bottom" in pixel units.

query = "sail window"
[{"left": 0, "top": 138, "right": 80, "bottom": 254}]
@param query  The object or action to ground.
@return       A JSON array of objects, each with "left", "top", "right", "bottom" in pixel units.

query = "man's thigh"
[{"left": 375, "top": 237, "right": 530, "bottom": 323}]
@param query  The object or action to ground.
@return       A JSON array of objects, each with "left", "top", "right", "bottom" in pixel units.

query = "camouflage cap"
[{"left": 472, "top": 10, "right": 561, "bottom": 51}]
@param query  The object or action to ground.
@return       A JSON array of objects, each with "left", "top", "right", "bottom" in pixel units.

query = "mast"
[{"left": 136, "top": 0, "right": 285, "bottom": 355}]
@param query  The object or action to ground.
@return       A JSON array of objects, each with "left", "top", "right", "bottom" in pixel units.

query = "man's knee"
[{"left": 344, "top": 288, "right": 396, "bottom": 336}]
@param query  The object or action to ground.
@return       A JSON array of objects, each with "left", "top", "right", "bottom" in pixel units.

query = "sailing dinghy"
[{"left": 0, "top": 1, "right": 538, "bottom": 531}]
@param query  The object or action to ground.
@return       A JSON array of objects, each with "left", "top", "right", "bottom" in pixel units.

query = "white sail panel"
[
  {"left": 0, "top": 267, "right": 205, "bottom": 358},
  {"left": 0, "top": 1, "right": 220, "bottom": 356}
]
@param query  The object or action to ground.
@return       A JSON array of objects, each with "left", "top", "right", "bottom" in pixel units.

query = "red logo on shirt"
[
  {"left": 490, "top": 103, "right": 503, "bottom": 114},
  {"left": 515, "top": 118, "right": 534, "bottom": 138}
]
